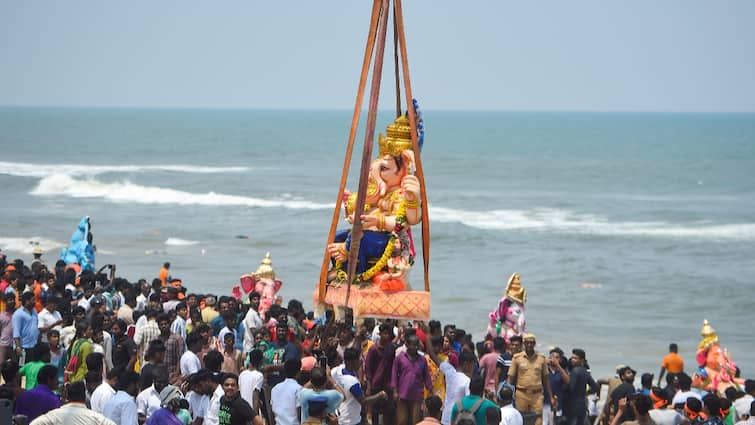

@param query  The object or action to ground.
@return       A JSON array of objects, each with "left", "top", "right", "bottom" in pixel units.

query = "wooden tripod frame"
[{"left": 317, "top": 0, "right": 430, "bottom": 305}]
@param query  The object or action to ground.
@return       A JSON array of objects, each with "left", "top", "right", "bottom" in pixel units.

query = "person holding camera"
[{"left": 610, "top": 394, "right": 655, "bottom": 425}]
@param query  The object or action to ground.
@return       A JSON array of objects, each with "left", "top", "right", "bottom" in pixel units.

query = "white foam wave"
[
  {"left": 0, "top": 161, "right": 249, "bottom": 178},
  {"left": 165, "top": 238, "right": 200, "bottom": 246},
  {"left": 31, "top": 174, "right": 331, "bottom": 210},
  {"left": 0, "top": 237, "right": 64, "bottom": 254},
  {"left": 430, "top": 206, "right": 755, "bottom": 240}
]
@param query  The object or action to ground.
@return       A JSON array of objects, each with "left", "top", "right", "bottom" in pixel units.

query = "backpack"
[{"left": 453, "top": 397, "right": 485, "bottom": 424}]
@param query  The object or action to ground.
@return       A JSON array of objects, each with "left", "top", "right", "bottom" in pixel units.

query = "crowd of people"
[{"left": 0, "top": 251, "right": 753, "bottom": 425}]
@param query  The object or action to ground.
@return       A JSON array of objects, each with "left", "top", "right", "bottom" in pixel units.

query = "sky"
[{"left": 1, "top": 1, "right": 754, "bottom": 112}]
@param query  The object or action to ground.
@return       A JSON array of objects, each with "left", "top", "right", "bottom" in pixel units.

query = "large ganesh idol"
[
  {"left": 487, "top": 273, "right": 527, "bottom": 341},
  {"left": 692, "top": 320, "right": 744, "bottom": 394},
  {"left": 327, "top": 115, "right": 422, "bottom": 291}
]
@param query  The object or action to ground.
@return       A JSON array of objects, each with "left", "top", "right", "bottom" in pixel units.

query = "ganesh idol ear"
[
  {"left": 273, "top": 279, "right": 283, "bottom": 292},
  {"left": 401, "top": 150, "right": 415, "bottom": 175},
  {"left": 240, "top": 274, "right": 256, "bottom": 293}
]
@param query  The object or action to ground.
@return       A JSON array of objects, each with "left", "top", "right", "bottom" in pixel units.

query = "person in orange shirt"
[
  {"left": 159, "top": 262, "right": 170, "bottom": 287},
  {"left": 658, "top": 342, "right": 684, "bottom": 386}
]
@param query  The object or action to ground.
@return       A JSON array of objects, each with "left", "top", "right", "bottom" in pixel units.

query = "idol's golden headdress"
[
  {"left": 378, "top": 115, "right": 414, "bottom": 157},
  {"left": 254, "top": 252, "right": 276, "bottom": 280},
  {"left": 698, "top": 319, "right": 719, "bottom": 350},
  {"left": 505, "top": 273, "right": 527, "bottom": 304}
]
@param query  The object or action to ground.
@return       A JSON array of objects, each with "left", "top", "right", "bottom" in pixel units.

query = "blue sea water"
[{"left": 1, "top": 107, "right": 754, "bottom": 380}]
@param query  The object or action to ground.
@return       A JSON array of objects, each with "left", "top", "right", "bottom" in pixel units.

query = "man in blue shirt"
[{"left": 12, "top": 292, "right": 39, "bottom": 363}]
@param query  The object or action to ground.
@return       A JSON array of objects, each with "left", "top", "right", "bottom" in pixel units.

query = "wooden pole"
[
  {"left": 393, "top": 2, "right": 402, "bottom": 118},
  {"left": 345, "top": 0, "right": 391, "bottom": 305},
  {"left": 318, "top": 0, "right": 382, "bottom": 302},
  {"left": 395, "top": 0, "right": 431, "bottom": 292}
]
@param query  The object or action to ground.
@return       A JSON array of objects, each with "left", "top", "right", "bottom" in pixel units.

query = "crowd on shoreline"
[{"left": 0, "top": 251, "right": 753, "bottom": 425}]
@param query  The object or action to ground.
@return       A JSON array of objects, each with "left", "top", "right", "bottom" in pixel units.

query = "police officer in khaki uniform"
[{"left": 507, "top": 333, "right": 555, "bottom": 425}]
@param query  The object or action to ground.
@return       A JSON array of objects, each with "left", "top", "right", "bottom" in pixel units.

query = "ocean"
[{"left": 1, "top": 107, "right": 753, "bottom": 380}]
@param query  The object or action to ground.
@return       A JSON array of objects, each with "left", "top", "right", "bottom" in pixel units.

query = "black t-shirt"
[
  {"left": 140, "top": 363, "right": 156, "bottom": 390},
  {"left": 497, "top": 352, "right": 513, "bottom": 382},
  {"left": 610, "top": 382, "right": 636, "bottom": 422},
  {"left": 113, "top": 336, "right": 137, "bottom": 370},
  {"left": 219, "top": 395, "right": 256, "bottom": 425}
]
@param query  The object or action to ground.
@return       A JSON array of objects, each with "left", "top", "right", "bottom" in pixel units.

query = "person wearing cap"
[
  {"left": 301, "top": 395, "right": 331, "bottom": 425},
  {"left": 507, "top": 333, "right": 554, "bottom": 425},
  {"left": 299, "top": 367, "right": 344, "bottom": 423},
  {"left": 31, "top": 244, "right": 45, "bottom": 268},
  {"left": 608, "top": 366, "right": 639, "bottom": 424}
]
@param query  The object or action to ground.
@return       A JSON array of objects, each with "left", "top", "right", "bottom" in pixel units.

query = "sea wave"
[
  {"left": 165, "top": 238, "right": 200, "bottom": 246},
  {"left": 0, "top": 161, "right": 249, "bottom": 178},
  {"left": 430, "top": 206, "right": 755, "bottom": 240},
  {"left": 31, "top": 174, "right": 331, "bottom": 210},
  {"left": 0, "top": 237, "right": 64, "bottom": 254}
]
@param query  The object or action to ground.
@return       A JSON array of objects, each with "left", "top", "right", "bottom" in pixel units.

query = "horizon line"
[{"left": 1, "top": 104, "right": 755, "bottom": 115}]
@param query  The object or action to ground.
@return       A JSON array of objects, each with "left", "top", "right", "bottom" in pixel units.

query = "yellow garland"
[{"left": 333, "top": 199, "right": 407, "bottom": 284}]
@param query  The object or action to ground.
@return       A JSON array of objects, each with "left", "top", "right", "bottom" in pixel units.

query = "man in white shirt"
[
  {"left": 90, "top": 369, "right": 118, "bottom": 413},
  {"left": 187, "top": 370, "right": 213, "bottom": 423},
  {"left": 671, "top": 374, "right": 702, "bottom": 406},
  {"left": 427, "top": 341, "right": 473, "bottom": 425},
  {"left": 499, "top": 385, "right": 524, "bottom": 425},
  {"left": 137, "top": 366, "right": 169, "bottom": 421},
  {"left": 332, "top": 347, "right": 387, "bottom": 425},
  {"left": 31, "top": 380, "right": 116, "bottom": 425},
  {"left": 103, "top": 370, "right": 140, "bottom": 425},
  {"left": 242, "top": 292, "right": 263, "bottom": 353},
  {"left": 37, "top": 297, "right": 63, "bottom": 343},
  {"left": 271, "top": 358, "right": 303, "bottom": 425},
  {"left": 204, "top": 373, "right": 225, "bottom": 425},
  {"left": 239, "top": 349, "right": 265, "bottom": 415},
  {"left": 181, "top": 332, "right": 204, "bottom": 377}
]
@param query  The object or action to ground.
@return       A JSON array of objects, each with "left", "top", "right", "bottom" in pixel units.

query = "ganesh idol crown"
[{"left": 326, "top": 114, "right": 423, "bottom": 292}]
